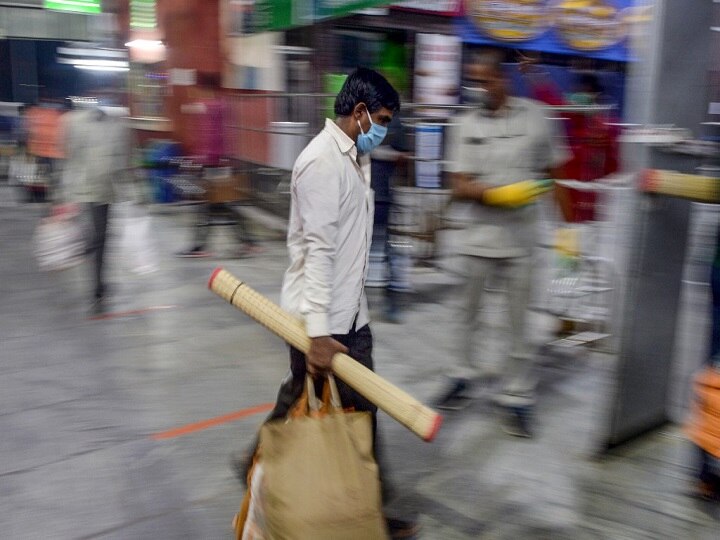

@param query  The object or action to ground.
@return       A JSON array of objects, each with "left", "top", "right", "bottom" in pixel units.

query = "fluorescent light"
[
  {"left": 75, "top": 66, "right": 130, "bottom": 72},
  {"left": 58, "top": 47, "right": 128, "bottom": 58},
  {"left": 72, "top": 59, "right": 129, "bottom": 68},
  {"left": 125, "top": 39, "right": 164, "bottom": 49}
]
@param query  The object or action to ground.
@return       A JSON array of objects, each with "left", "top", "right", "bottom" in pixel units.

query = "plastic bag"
[
  {"left": 34, "top": 205, "right": 85, "bottom": 271},
  {"left": 116, "top": 203, "right": 159, "bottom": 275}
]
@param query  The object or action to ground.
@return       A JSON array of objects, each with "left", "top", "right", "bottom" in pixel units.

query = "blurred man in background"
[
  {"left": 26, "top": 99, "right": 66, "bottom": 201},
  {"left": 177, "top": 73, "right": 259, "bottom": 258},
  {"left": 61, "top": 101, "right": 132, "bottom": 313},
  {"left": 434, "top": 50, "right": 570, "bottom": 438}
]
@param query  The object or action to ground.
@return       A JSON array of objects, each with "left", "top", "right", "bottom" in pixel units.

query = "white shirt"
[{"left": 281, "top": 118, "right": 374, "bottom": 337}]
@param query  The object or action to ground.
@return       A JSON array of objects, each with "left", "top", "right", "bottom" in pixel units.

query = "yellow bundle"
[{"left": 482, "top": 179, "right": 554, "bottom": 208}]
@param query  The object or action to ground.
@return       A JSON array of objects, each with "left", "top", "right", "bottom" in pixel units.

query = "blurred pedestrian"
[
  {"left": 26, "top": 100, "right": 66, "bottom": 201},
  {"left": 176, "top": 73, "right": 259, "bottom": 258},
  {"left": 234, "top": 67, "right": 418, "bottom": 538},
  {"left": 370, "top": 112, "right": 410, "bottom": 323},
  {"left": 434, "top": 49, "right": 570, "bottom": 438},
  {"left": 60, "top": 102, "right": 132, "bottom": 313}
]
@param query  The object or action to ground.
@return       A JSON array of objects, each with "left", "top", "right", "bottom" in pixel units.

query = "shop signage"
[
  {"left": 461, "top": 0, "right": 636, "bottom": 61},
  {"left": 550, "top": 0, "right": 624, "bottom": 51},
  {"left": 316, "top": 0, "right": 396, "bottom": 20},
  {"left": 44, "top": 0, "right": 101, "bottom": 14},
  {"left": 228, "top": 0, "right": 396, "bottom": 34},
  {"left": 131, "top": 0, "right": 157, "bottom": 29},
  {"left": 468, "top": 0, "right": 550, "bottom": 42}
]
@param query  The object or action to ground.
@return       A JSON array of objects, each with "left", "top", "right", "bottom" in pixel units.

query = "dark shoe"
[
  {"left": 386, "top": 517, "right": 421, "bottom": 539},
  {"left": 500, "top": 405, "right": 534, "bottom": 438},
  {"left": 434, "top": 378, "right": 472, "bottom": 411},
  {"left": 176, "top": 247, "right": 211, "bottom": 258},
  {"left": 694, "top": 480, "right": 720, "bottom": 502}
]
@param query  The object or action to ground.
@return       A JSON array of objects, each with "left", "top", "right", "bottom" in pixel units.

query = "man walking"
[
  {"left": 434, "top": 50, "right": 569, "bottom": 438},
  {"left": 61, "top": 103, "right": 131, "bottom": 313},
  {"left": 238, "top": 67, "right": 417, "bottom": 538}
]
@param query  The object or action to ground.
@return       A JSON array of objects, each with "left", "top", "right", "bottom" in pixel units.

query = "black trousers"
[
  {"left": 246, "top": 323, "right": 396, "bottom": 506},
  {"left": 89, "top": 203, "right": 110, "bottom": 299}
]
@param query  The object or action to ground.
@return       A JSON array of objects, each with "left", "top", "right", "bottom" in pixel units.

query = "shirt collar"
[
  {"left": 477, "top": 97, "right": 523, "bottom": 119},
  {"left": 324, "top": 118, "right": 356, "bottom": 157}
]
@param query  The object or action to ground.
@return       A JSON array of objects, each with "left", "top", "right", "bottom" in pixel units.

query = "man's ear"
[{"left": 352, "top": 102, "right": 367, "bottom": 120}]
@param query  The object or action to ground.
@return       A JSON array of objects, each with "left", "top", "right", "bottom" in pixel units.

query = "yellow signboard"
[
  {"left": 469, "top": 0, "right": 550, "bottom": 43},
  {"left": 551, "top": 0, "right": 624, "bottom": 51}
]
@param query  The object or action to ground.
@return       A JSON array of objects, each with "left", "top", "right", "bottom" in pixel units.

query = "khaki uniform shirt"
[{"left": 445, "top": 97, "right": 569, "bottom": 258}]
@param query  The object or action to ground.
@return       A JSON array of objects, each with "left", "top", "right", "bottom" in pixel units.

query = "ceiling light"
[
  {"left": 75, "top": 66, "right": 130, "bottom": 72},
  {"left": 125, "top": 40, "right": 164, "bottom": 49},
  {"left": 72, "top": 59, "right": 130, "bottom": 68}
]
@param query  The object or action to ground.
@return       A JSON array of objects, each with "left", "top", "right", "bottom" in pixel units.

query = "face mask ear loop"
[{"left": 358, "top": 108, "right": 372, "bottom": 135}]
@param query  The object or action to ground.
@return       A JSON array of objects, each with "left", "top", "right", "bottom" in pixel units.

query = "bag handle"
[{"left": 304, "top": 375, "right": 343, "bottom": 413}]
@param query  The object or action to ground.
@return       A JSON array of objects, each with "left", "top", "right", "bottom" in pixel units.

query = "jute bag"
[{"left": 235, "top": 375, "right": 388, "bottom": 540}]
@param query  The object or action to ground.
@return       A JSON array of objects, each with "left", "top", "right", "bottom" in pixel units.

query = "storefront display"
[
  {"left": 469, "top": 0, "right": 549, "bottom": 42},
  {"left": 551, "top": 0, "right": 624, "bottom": 51},
  {"left": 413, "top": 33, "right": 462, "bottom": 109},
  {"left": 459, "top": 0, "right": 635, "bottom": 62}
]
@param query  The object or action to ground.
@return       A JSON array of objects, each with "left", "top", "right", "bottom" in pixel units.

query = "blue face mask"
[{"left": 356, "top": 110, "right": 388, "bottom": 154}]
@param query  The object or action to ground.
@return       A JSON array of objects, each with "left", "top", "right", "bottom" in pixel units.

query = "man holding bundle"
[{"left": 235, "top": 67, "right": 418, "bottom": 539}]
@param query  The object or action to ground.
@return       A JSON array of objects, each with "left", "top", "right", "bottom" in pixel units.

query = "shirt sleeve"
[
  {"left": 294, "top": 154, "right": 340, "bottom": 337},
  {"left": 444, "top": 114, "right": 469, "bottom": 174}
]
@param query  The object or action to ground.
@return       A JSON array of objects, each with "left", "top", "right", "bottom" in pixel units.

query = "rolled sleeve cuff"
[{"left": 305, "top": 312, "right": 330, "bottom": 338}]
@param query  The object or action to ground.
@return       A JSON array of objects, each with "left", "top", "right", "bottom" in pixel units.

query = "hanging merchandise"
[
  {"left": 415, "top": 124, "right": 443, "bottom": 189},
  {"left": 413, "top": 33, "right": 462, "bottom": 111}
]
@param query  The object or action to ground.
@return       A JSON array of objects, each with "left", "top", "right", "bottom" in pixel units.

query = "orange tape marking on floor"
[{"left": 151, "top": 403, "right": 274, "bottom": 440}]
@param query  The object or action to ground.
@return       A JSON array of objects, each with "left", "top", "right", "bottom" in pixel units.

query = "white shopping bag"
[
  {"left": 117, "top": 203, "right": 159, "bottom": 275},
  {"left": 240, "top": 462, "right": 267, "bottom": 540},
  {"left": 34, "top": 206, "right": 85, "bottom": 271},
  {"left": 9, "top": 154, "right": 38, "bottom": 186}
]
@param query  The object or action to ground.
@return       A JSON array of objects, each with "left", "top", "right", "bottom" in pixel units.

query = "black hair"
[
  {"left": 334, "top": 67, "right": 400, "bottom": 117},
  {"left": 468, "top": 48, "right": 506, "bottom": 77},
  {"left": 578, "top": 73, "right": 603, "bottom": 94}
]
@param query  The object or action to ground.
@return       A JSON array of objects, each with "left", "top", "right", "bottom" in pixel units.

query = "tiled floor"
[{"left": 1, "top": 198, "right": 718, "bottom": 539}]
